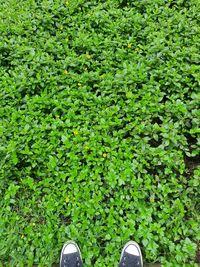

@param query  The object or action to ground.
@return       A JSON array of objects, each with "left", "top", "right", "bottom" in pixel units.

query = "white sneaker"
[
  {"left": 119, "top": 241, "right": 143, "bottom": 267},
  {"left": 60, "top": 241, "right": 83, "bottom": 267}
]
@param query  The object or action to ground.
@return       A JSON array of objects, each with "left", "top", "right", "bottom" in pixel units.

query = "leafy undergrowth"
[{"left": 0, "top": 0, "right": 200, "bottom": 266}]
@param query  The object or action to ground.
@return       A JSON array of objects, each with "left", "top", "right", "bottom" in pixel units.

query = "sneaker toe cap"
[
  {"left": 63, "top": 243, "right": 78, "bottom": 254},
  {"left": 125, "top": 244, "right": 140, "bottom": 256}
]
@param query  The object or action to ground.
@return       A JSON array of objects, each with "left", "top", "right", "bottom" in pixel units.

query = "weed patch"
[{"left": 0, "top": 0, "right": 200, "bottom": 266}]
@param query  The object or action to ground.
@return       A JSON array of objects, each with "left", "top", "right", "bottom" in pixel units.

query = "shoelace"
[
  {"left": 120, "top": 254, "right": 141, "bottom": 267},
  {"left": 62, "top": 255, "right": 81, "bottom": 267}
]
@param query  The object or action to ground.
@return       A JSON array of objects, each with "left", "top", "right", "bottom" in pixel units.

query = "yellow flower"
[
  {"left": 73, "top": 130, "right": 78, "bottom": 135},
  {"left": 127, "top": 43, "right": 132, "bottom": 48},
  {"left": 78, "top": 83, "right": 81, "bottom": 87},
  {"left": 102, "top": 153, "right": 107, "bottom": 158},
  {"left": 66, "top": 196, "right": 70, "bottom": 203},
  {"left": 150, "top": 197, "right": 155, "bottom": 203},
  {"left": 64, "top": 70, "right": 68, "bottom": 74},
  {"left": 65, "top": 1, "right": 69, "bottom": 5},
  {"left": 32, "top": 223, "right": 36, "bottom": 227},
  {"left": 86, "top": 54, "right": 91, "bottom": 59},
  {"left": 135, "top": 47, "right": 141, "bottom": 52}
]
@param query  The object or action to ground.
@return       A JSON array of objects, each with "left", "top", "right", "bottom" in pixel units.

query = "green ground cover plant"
[{"left": 0, "top": 0, "right": 200, "bottom": 266}]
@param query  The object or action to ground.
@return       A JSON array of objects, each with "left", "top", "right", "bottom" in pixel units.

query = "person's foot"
[
  {"left": 119, "top": 241, "right": 143, "bottom": 267},
  {"left": 60, "top": 241, "right": 83, "bottom": 267}
]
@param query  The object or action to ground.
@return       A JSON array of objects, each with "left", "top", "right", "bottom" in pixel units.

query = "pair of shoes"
[{"left": 60, "top": 240, "right": 143, "bottom": 267}]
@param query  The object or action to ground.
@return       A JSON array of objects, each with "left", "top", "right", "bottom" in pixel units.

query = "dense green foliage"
[{"left": 0, "top": 0, "right": 200, "bottom": 266}]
